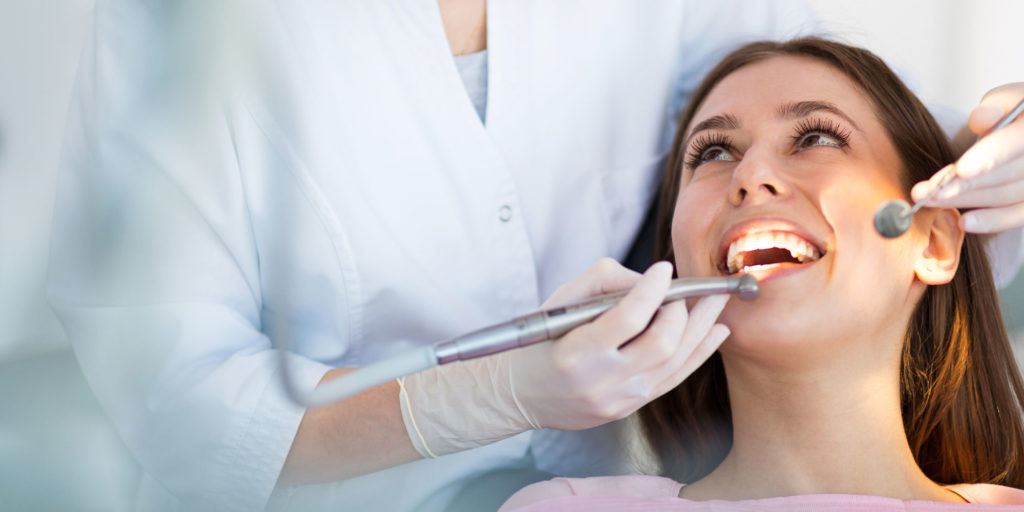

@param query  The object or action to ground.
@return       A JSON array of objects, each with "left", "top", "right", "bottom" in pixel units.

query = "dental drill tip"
[
  {"left": 736, "top": 274, "right": 759, "bottom": 301},
  {"left": 874, "top": 200, "right": 913, "bottom": 239}
]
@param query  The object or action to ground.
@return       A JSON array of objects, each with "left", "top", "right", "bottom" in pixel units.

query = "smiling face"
[{"left": 671, "top": 55, "right": 933, "bottom": 364}]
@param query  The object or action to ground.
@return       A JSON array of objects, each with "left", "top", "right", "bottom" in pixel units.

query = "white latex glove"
[
  {"left": 398, "top": 259, "right": 730, "bottom": 457},
  {"left": 913, "top": 83, "right": 1024, "bottom": 233},
  {"left": 509, "top": 259, "right": 731, "bottom": 431}
]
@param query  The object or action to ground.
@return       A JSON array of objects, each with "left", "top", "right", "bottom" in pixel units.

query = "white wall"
[
  {"left": 814, "top": 0, "right": 1024, "bottom": 116},
  {"left": 0, "top": 0, "right": 93, "bottom": 360}
]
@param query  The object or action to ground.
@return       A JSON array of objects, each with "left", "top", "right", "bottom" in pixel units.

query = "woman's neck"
[{"left": 680, "top": 345, "right": 960, "bottom": 503}]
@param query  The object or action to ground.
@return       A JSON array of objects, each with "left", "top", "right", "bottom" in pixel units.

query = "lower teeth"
[{"left": 742, "top": 263, "right": 781, "bottom": 272}]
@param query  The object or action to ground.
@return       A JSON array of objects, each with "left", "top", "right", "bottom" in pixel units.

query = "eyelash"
[
  {"left": 791, "top": 118, "right": 851, "bottom": 149},
  {"left": 684, "top": 118, "right": 852, "bottom": 170},
  {"left": 685, "top": 133, "right": 734, "bottom": 170}
]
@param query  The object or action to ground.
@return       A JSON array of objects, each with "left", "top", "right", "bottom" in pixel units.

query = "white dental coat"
[{"left": 47, "top": 1, "right": 1023, "bottom": 511}]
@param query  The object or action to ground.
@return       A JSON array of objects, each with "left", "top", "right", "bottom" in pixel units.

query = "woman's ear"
[{"left": 914, "top": 208, "right": 965, "bottom": 285}]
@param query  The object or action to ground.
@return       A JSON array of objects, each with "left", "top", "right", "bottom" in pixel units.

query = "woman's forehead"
[{"left": 691, "top": 55, "right": 875, "bottom": 128}]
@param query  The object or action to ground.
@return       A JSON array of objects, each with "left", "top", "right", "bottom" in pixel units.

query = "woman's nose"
[{"left": 729, "top": 153, "right": 789, "bottom": 207}]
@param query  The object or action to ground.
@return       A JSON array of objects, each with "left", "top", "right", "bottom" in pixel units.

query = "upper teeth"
[{"left": 726, "top": 231, "right": 821, "bottom": 274}]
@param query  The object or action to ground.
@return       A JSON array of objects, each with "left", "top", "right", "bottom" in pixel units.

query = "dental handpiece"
[
  {"left": 874, "top": 97, "right": 1024, "bottom": 238},
  {"left": 300, "top": 274, "right": 758, "bottom": 407},
  {"left": 433, "top": 274, "right": 759, "bottom": 364}
]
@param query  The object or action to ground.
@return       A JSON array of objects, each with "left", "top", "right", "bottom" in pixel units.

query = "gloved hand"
[
  {"left": 398, "top": 259, "right": 731, "bottom": 457},
  {"left": 912, "top": 82, "right": 1024, "bottom": 233}
]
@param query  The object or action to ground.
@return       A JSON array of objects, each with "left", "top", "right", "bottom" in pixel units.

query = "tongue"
[{"left": 742, "top": 247, "right": 799, "bottom": 267}]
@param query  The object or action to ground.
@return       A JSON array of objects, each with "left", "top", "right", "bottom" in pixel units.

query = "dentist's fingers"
[
  {"left": 618, "top": 299, "right": 689, "bottom": 371},
  {"left": 677, "top": 324, "right": 731, "bottom": 377},
  {"left": 568, "top": 261, "right": 673, "bottom": 352},
  {"left": 953, "top": 121, "right": 1024, "bottom": 183},
  {"left": 638, "top": 295, "right": 730, "bottom": 391},
  {"left": 967, "top": 83, "right": 1024, "bottom": 137},
  {"left": 622, "top": 293, "right": 728, "bottom": 367},
  {"left": 911, "top": 123, "right": 1024, "bottom": 204},
  {"left": 652, "top": 324, "right": 731, "bottom": 398},
  {"left": 916, "top": 177, "right": 1024, "bottom": 209},
  {"left": 682, "top": 293, "right": 730, "bottom": 344},
  {"left": 911, "top": 84, "right": 1024, "bottom": 210},
  {"left": 910, "top": 165, "right": 953, "bottom": 203},
  {"left": 541, "top": 257, "right": 642, "bottom": 309},
  {"left": 659, "top": 295, "right": 729, "bottom": 381},
  {"left": 959, "top": 203, "right": 1024, "bottom": 234},
  {"left": 959, "top": 84, "right": 1024, "bottom": 182},
  {"left": 513, "top": 261, "right": 724, "bottom": 431},
  {"left": 967, "top": 104, "right": 1006, "bottom": 137},
  {"left": 908, "top": 117, "right": 1024, "bottom": 234}
]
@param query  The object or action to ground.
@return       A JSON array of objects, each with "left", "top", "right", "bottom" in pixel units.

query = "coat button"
[{"left": 498, "top": 204, "right": 513, "bottom": 222}]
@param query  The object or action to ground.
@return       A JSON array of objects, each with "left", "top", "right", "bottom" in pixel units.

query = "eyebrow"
[
  {"left": 776, "top": 100, "right": 860, "bottom": 130},
  {"left": 684, "top": 113, "right": 740, "bottom": 148},
  {"left": 684, "top": 100, "right": 860, "bottom": 148}
]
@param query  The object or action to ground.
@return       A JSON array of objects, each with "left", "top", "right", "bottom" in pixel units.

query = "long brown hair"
[{"left": 639, "top": 37, "right": 1024, "bottom": 487}]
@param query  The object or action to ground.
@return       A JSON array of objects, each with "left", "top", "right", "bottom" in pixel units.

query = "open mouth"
[{"left": 720, "top": 230, "right": 824, "bottom": 275}]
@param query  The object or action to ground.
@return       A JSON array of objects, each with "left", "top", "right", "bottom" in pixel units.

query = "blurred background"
[{"left": 0, "top": 1, "right": 1021, "bottom": 509}]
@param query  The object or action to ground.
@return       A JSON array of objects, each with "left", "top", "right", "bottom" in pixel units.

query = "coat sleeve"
[{"left": 47, "top": 2, "right": 330, "bottom": 509}]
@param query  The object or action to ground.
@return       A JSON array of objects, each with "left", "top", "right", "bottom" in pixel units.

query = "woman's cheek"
[{"left": 671, "top": 211, "right": 711, "bottom": 275}]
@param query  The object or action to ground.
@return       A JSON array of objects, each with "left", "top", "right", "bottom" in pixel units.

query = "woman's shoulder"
[
  {"left": 946, "top": 483, "right": 1024, "bottom": 505},
  {"left": 498, "top": 475, "right": 682, "bottom": 511}
]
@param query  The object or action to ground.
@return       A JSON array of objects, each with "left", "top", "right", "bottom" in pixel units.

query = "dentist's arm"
[{"left": 280, "top": 260, "right": 731, "bottom": 484}]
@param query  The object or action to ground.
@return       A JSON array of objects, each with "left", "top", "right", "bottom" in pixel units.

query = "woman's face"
[{"left": 671, "top": 55, "right": 930, "bottom": 364}]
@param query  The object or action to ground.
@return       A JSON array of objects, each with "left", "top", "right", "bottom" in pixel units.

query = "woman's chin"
[{"left": 718, "top": 301, "right": 840, "bottom": 364}]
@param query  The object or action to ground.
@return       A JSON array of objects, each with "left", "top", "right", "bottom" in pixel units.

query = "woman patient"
[{"left": 500, "top": 38, "right": 1024, "bottom": 510}]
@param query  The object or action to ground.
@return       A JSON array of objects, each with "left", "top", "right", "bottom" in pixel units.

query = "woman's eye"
[
  {"left": 686, "top": 134, "right": 738, "bottom": 169},
  {"left": 701, "top": 146, "right": 735, "bottom": 163},
  {"left": 797, "top": 132, "right": 843, "bottom": 149}
]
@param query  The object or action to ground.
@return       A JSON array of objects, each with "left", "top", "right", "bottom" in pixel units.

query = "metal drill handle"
[{"left": 434, "top": 274, "right": 758, "bottom": 364}]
